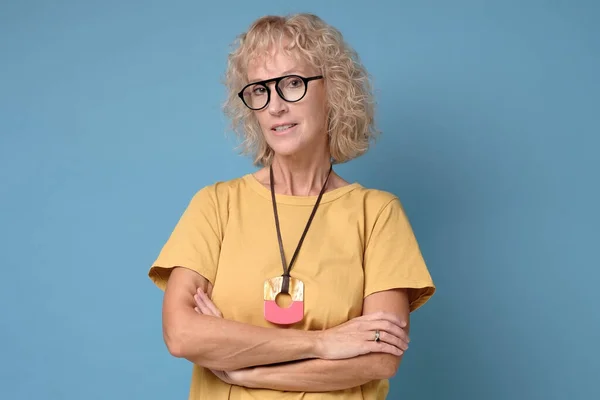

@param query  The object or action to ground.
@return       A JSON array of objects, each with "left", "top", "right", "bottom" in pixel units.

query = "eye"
[{"left": 252, "top": 86, "right": 266, "bottom": 96}]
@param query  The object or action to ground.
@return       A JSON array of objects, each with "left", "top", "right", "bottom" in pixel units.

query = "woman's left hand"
[
  {"left": 193, "top": 288, "right": 254, "bottom": 387},
  {"left": 193, "top": 287, "right": 223, "bottom": 318}
]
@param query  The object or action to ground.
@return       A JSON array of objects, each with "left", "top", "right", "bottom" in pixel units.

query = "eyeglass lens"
[{"left": 242, "top": 76, "right": 307, "bottom": 110}]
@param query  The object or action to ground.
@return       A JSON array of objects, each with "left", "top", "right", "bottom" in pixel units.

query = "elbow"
[
  {"left": 376, "top": 354, "right": 402, "bottom": 380},
  {"left": 165, "top": 338, "right": 186, "bottom": 359},
  {"left": 164, "top": 326, "right": 186, "bottom": 358},
  {"left": 163, "top": 328, "right": 226, "bottom": 371},
  {"left": 163, "top": 319, "right": 193, "bottom": 359},
  {"left": 163, "top": 318, "right": 214, "bottom": 366}
]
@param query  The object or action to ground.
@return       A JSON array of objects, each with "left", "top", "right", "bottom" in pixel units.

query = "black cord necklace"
[{"left": 263, "top": 163, "right": 333, "bottom": 325}]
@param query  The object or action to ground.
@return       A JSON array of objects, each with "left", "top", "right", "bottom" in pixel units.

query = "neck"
[{"left": 270, "top": 150, "right": 332, "bottom": 196}]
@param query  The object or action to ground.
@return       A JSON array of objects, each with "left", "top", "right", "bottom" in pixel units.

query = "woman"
[{"left": 148, "top": 13, "right": 435, "bottom": 399}]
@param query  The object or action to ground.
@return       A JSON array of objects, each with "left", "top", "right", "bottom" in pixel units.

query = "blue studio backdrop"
[{"left": 1, "top": 1, "right": 598, "bottom": 399}]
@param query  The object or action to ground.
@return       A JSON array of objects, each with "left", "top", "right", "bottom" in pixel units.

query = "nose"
[{"left": 267, "top": 84, "right": 287, "bottom": 116}]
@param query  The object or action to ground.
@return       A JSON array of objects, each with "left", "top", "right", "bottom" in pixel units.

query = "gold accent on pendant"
[{"left": 264, "top": 276, "right": 304, "bottom": 301}]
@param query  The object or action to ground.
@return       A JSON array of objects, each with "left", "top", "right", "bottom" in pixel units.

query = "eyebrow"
[{"left": 247, "top": 69, "right": 306, "bottom": 84}]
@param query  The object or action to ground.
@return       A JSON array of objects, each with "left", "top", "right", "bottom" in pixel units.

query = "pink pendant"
[{"left": 263, "top": 276, "right": 304, "bottom": 325}]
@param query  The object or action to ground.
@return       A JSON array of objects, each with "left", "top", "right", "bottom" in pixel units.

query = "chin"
[
  {"left": 269, "top": 143, "right": 305, "bottom": 158},
  {"left": 264, "top": 129, "right": 325, "bottom": 159},
  {"left": 263, "top": 133, "right": 299, "bottom": 156}
]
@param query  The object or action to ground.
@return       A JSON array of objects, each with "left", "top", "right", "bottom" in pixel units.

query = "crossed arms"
[{"left": 161, "top": 267, "right": 411, "bottom": 392}]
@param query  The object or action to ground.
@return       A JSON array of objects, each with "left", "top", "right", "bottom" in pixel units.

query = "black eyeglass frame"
[{"left": 237, "top": 74, "right": 324, "bottom": 110}]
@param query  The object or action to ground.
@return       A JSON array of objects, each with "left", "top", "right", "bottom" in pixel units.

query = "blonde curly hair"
[{"left": 223, "top": 13, "right": 379, "bottom": 166}]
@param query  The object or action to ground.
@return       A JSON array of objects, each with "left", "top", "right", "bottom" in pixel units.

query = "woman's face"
[{"left": 245, "top": 47, "right": 328, "bottom": 160}]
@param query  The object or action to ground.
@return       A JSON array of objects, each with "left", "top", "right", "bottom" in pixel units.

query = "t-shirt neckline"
[{"left": 243, "top": 173, "right": 362, "bottom": 206}]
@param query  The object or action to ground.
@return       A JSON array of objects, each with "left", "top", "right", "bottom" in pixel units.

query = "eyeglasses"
[{"left": 238, "top": 74, "right": 323, "bottom": 110}]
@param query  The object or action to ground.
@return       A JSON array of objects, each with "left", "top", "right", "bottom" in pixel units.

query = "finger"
[
  {"left": 365, "top": 330, "right": 409, "bottom": 351},
  {"left": 371, "top": 311, "right": 408, "bottom": 329},
  {"left": 383, "top": 323, "right": 410, "bottom": 346},
  {"left": 193, "top": 292, "right": 203, "bottom": 308},
  {"left": 359, "top": 311, "right": 407, "bottom": 328},
  {"left": 197, "top": 289, "right": 222, "bottom": 318},
  {"left": 200, "top": 290, "right": 222, "bottom": 318},
  {"left": 354, "top": 319, "right": 409, "bottom": 345},
  {"left": 365, "top": 320, "right": 410, "bottom": 344},
  {"left": 194, "top": 293, "right": 214, "bottom": 316},
  {"left": 366, "top": 340, "right": 405, "bottom": 357},
  {"left": 195, "top": 289, "right": 221, "bottom": 318},
  {"left": 194, "top": 306, "right": 201, "bottom": 314},
  {"left": 384, "top": 330, "right": 409, "bottom": 351}
]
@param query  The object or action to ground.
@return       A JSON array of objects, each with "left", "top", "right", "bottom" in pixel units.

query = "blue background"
[{"left": 1, "top": 1, "right": 598, "bottom": 399}]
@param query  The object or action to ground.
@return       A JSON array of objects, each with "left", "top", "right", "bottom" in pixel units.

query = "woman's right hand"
[{"left": 315, "top": 312, "right": 409, "bottom": 360}]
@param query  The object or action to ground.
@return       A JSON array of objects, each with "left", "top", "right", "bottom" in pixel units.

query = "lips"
[{"left": 271, "top": 123, "right": 298, "bottom": 133}]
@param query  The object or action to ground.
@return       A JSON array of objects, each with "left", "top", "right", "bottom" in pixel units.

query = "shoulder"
[
  {"left": 343, "top": 185, "right": 413, "bottom": 238},
  {"left": 189, "top": 174, "right": 251, "bottom": 203},
  {"left": 177, "top": 175, "right": 252, "bottom": 223},
  {"left": 348, "top": 185, "right": 403, "bottom": 215}
]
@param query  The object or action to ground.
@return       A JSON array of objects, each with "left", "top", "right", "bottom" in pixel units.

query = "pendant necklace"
[{"left": 263, "top": 163, "right": 332, "bottom": 325}]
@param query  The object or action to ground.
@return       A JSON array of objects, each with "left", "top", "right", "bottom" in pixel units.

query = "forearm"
[
  {"left": 165, "top": 308, "right": 319, "bottom": 371},
  {"left": 242, "top": 353, "right": 400, "bottom": 392},
  {"left": 163, "top": 267, "right": 321, "bottom": 371}
]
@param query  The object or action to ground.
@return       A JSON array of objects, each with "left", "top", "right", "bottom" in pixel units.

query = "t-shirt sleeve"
[
  {"left": 148, "top": 186, "right": 223, "bottom": 291},
  {"left": 363, "top": 197, "right": 435, "bottom": 312}
]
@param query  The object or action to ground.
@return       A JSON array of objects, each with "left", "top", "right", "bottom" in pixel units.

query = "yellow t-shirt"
[{"left": 148, "top": 173, "right": 435, "bottom": 400}]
